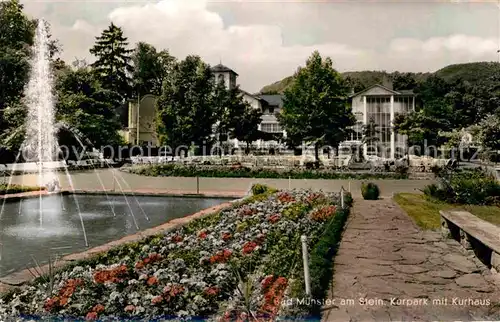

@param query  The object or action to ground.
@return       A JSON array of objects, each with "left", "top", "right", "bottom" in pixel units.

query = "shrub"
[
  {"left": 251, "top": 183, "right": 271, "bottom": 195},
  {"left": 361, "top": 182, "right": 380, "bottom": 200},
  {"left": 343, "top": 191, "right": 354, "bottom": 207},
  {"left": 424, "top": 168, "right": 500, "bottom": 205},
  {"left": 129, "top": 164, "right": 409, "bottom": 180}
]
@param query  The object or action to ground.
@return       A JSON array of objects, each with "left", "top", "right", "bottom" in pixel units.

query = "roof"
[
  {"left": 349, "top": 84, "right": 415, "bottom": 98},
  {"left": 239, "top": 89, "right": 262, "bottom": 101},
  {"left": 211, "top": 63, "right": 239, "bottom": 76},
  {"left": 259, "top": 94, "right": 284, "bottom": 108}
]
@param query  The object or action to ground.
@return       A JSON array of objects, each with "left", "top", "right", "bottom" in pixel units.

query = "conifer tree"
[{"left": 89, "top": 23, "right": 133, "bottom": 100}]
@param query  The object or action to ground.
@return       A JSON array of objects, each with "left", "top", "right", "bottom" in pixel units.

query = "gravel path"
[{"left": 322, "top": 199, "right": 500, "bottom": 321}]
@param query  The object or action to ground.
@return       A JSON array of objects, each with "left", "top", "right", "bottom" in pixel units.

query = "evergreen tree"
[{"left": 89, "top": 23, "right": 133, "bottom": 100}]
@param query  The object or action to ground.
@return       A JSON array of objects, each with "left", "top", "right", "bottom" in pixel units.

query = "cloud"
[{"left": 22, "top": 0, "right": 500, "bottom": 92}]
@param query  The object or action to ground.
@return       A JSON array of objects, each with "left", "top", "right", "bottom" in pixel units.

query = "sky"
[{"left": 21, "top": 0, "right": 500, "bottom": 93}]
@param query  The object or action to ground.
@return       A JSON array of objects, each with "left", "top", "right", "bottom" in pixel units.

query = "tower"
[{"left": 211, "top": 63, "right": 238, "bottom": 90}]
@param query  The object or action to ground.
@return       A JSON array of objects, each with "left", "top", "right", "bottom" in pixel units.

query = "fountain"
[{"left": 21, "top": 19, "right": 59, "bottom": 192}]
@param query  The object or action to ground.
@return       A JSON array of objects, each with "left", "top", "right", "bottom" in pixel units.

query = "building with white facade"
[
  {"left": 344, "top": 84, "right": 415, "bottom": 159},
  {"left": 210, "top": 64, "right": 285, "bottom": 148}
]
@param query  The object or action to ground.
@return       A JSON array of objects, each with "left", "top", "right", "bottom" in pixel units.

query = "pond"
[{"left": 0, "top": 194, "right": 232, "bottom": 277}]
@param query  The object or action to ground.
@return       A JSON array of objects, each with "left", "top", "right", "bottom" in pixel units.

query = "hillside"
[{"left": 259, "top": 62, "right": 500, "bottom": 94}]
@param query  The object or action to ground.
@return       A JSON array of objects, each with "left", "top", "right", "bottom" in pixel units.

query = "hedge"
[{"left": 129, "top": 164, "right": 408, "bottom": 180}]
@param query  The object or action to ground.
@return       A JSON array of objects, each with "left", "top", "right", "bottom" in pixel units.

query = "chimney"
[{"left": 382, "top": 76, "right": 393, "bottom": 90}]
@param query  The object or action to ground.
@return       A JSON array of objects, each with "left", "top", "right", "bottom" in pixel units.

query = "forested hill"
[{"left": 259, "top": 62, "right": 500, "bottom": 94}]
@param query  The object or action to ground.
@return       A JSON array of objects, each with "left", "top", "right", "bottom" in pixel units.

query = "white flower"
[
  {"left": 142, "top": 245, "right": 150, "bottom": 252},
  {"left": 139, "top": 274, "right": 148, "bottom": 280},
  {"left": 128, "top": 279, "right": 138, "bottom": 285},
  {"left": 109, "top": 291, "right": 121, "bottom": 302}
]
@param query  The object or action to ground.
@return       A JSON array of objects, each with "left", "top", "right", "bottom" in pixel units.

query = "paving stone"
[
  {"left": 443, "top": 254, "right": 479, "bottom": 273},
  {"left": 433, "top": 241, "right": 450, "bottom": 249},
  {"left": 413, "top": 273, "right": 451, "bottom": 285},
  {"left": 455, "top": 273, "right": 493, "bottom": 292},
  {"left": 398, "top": 251, "right": 428, "bottom": 265},
  {"left": 392, "top": 264, "right": 429, "bottom": 274},
  {"left": 429, "top": 269, "right": 457, "bottom": 279}
]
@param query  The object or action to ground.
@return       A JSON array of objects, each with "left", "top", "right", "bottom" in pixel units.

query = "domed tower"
[{"left": 211, "top": 63, "right": 238, "bottom": 90}]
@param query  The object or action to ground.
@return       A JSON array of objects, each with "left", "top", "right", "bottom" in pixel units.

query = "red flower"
[
  {"left": 204, "top": 286, "right": 220, "bottom": 297},
  {"left": 239, "top": 207, "right": 257, "bottom": 216},
  {"left": 261, "top": 275, "right": 274, "bottom": 290},
  {"left": 85, "top": 312, "right": 98, "bottom": 320},
  {"left": 93, "top": 265, "right": 128, "bottom": 284},
  {"left": 92, "top": 304, "right": 105, "bottom": 313},
  {"left": 310, "top": 205, "right": 336, "bottom": 222},
  {"left": 172, "top": 235, "right": 183, "bottom": 243},
  {"left": 44, "top": 278, "right": 84, "bottom": 311},
  {"left": 242, "top": 241, "right": 258, "bottom": 254},
  {"left": 261, "top": 276, "right": 288, "bottom": 317},
  {"left": 135, "top": 253, "right": 162, "bottom": 270},
  {"left": 198, "top": 231, "right": 208, "bottom": 239},
  {"left": 222, "top": 233, "right": 232, "bottom": 241},
  {"left": 135, "top": 260, "right": 144, "bottom": 269},
  {"left": 209, "top": 249, "right": 232, "bottom": 264},
  {"left": 151, "top": 295, "right": 163, "bottom": 305},
  {"left": 268, "top": 214, "right": 280, "bottom": 223},
  {"left": 163, "top": 284, "right": 184, "bottom": 302},
  {"left": 277, "top": 192, "right": 295, "bottom": 203},
  {"left": 124, "top": 304, "right": 135, "bottom": 312},
  {"left": 147, "top": 276, "right": 158, "bottom": 286},
  {"left": 44, "top": 297, "right": 59, "bottom": 312}
]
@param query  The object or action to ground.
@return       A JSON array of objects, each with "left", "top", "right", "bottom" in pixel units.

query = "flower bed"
[
  {"left": 128, "top": 163, "right": 408, "bottom": 180},
  {"left": 0, "top": 188, "right": 351, "bottom": 320}
]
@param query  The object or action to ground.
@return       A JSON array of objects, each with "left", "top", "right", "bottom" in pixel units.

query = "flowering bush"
[
  {"left": 310, "top": 205, "right": 337, "bottom": 222},
  {"left": 0, "top": 189, "right": 347, "bottom": 320}
]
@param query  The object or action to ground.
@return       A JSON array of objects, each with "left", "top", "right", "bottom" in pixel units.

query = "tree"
[
  {"left": 362, "top": 117, "right": 379, "bottom": 150},
  {"left": 156, "top": 56, "right": 217, "bottom": 154},
  {"left": 0, "top": 0, "right": 34, "bottom": 114},
  {"left": 89, "top": 23, "right": 133, "bottom": 101},
  {"left": 391, "top": 72, "right": 417, "bottom": 91},
  {"left": 213, "top": 81, "right": 262, "bottom": 153},
  {"left": 54, "top": 63, "right": 123, "bottom": 148},
  {"left": 233, "top": 107, "right": 263, "bottom": 153},
  {"left": 131, "top": 42, "right": 175, "bottom": 96},
  {"left": 278, "top": 51, "right": 355, "bottom": 162},
  {"left": 476, "top": 114, "right": 500, "bottom": 152}
]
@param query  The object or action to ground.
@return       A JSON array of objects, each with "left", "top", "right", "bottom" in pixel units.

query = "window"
[
  {"left": 366, "top": 96, "right": 391, "bottom": 157},
  {"left": 268, "top": 107, "right": 275, "bottom": 114},
  {"left": 218, "top": 74, "right": 225, "bottom": 84},
  {"left": 348, "top": 122, "right": 363, "bottom": 141},
  {"left": 261, "top": 122, "right": 282, "bottom": 133}
]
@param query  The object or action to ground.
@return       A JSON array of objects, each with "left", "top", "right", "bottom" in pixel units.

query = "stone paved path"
[{"left": 323, "top": 199, "right": 500, "bottom": 322}]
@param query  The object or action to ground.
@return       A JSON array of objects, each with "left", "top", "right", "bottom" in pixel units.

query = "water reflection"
[{"left": 0, "top": 194, "right": 231, "bottom": 276}]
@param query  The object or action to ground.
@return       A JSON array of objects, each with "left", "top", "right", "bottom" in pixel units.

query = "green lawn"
[{"left": 394, "top": 193, "right": 500, "bottom": 230}]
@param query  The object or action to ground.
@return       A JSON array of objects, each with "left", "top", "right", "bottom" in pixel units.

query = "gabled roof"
[
  {"left": 211, "top": 63, "right": 239, "bottom": 76},
  {"left": 349, "top": 84, "right": 415, "bottom": 98},
  {"left": 259, "top": 94, "right": 284, "bottom": 108},
  {"left": 239, "top": 89, "right": 262, "bottom": 101}
]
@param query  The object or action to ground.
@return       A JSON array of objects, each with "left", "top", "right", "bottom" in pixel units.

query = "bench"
[{"left": 440, "top": 210, "right": 500, "bottom": 273}]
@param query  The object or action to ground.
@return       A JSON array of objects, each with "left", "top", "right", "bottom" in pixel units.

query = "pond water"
[{"left": 0, "top": 194, "right": 231, "bottom": 277}]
